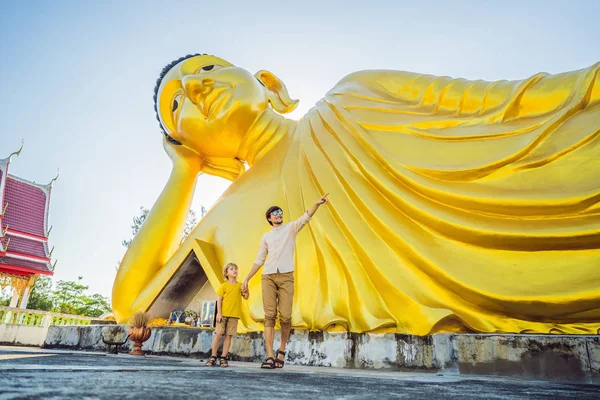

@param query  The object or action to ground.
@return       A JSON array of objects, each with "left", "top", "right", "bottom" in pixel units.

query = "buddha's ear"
[{"left": 254, "top": 70, "right": 299, "bottom": 114}]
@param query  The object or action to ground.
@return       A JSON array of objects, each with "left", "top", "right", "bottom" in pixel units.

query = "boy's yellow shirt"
[{"left": 216, "top": 281, "right": 243, "bottom": 319}]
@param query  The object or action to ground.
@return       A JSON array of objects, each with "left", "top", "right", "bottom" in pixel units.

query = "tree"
[
  {"left": 77, "top": 293, "right": 112, "bottom": 318},
  {"left": 0, "top": 288, "right": 11, "bottom": 306},
  {"left": 182, "top": 209, "right": 198, "bottom": 243},
  {"left": 52, "top": 277, "right": 88, "bottom": 315},
  {"left": 122, "top": 206, "right": 202, "bottom": 248},
  {"left": 51, "top": 277, "right": 111, "bottom": 317},
  {"left": 0, "top": 276, "right": 110, "bottom": 317},
  {"left": 1, "top": 277, "right": 54, "bottom": 310},
  {"left": 27, "top": 275, "right": 53, "bottom": 311},
  {"left": 121, "top": 207, "right": 150, "bottom": 248},
  {"left": 116, "top": 205, "right": 205, "bottom": 272}
]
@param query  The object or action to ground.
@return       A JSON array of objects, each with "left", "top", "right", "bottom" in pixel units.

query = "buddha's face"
[{"left": 156, "top": 55, "right": 296, "bottom": 159}]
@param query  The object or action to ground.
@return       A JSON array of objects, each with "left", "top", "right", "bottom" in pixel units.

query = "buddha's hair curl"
[{"left": 153, "top": 53, "right": 208, "bottom": 136}]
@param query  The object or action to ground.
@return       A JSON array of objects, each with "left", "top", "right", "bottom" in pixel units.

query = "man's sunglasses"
[{"left": 271, "top": 210, "right": 283, "bottom": 216}]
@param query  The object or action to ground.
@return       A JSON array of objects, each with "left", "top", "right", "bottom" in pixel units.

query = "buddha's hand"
[{"left": 162, "top": 136, "right": 204, "bottom": 173}]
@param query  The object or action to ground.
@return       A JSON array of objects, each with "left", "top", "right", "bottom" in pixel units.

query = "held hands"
[
  {"left": 216, "top": 313, "right": 223, "bottom": 323},
  {"left": 241, "top": 280, "right": 249, "bottom": 293}
]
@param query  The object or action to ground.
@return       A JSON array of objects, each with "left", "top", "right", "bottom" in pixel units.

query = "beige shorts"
[
  {"left": 215, "top": 317, "right": 238, "bottom": 335},
  {"left": 262, "top": 271, "right": 294, "bottom": 329}
]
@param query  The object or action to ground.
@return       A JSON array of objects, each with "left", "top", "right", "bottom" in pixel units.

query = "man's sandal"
[
  {"left": 219, "top": 356, "right": 229, "bottom": 367},
  {"left": 261, "top": 357, "right": 276, "bottom": 369},
  {"left": 275, "top": 349, "right": 286, "bottom": 368},
  {"left": 205, "top": 356, "right": 217, "bottom": 366}
]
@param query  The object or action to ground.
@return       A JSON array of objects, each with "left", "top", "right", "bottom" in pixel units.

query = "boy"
[{"left": 205, "top": 262, "right": 249, "bottom": 367}]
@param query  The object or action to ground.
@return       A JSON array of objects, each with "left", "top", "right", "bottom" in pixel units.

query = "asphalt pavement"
[{"left": 0, "top": 346, "right": 599, "bottom": 399}]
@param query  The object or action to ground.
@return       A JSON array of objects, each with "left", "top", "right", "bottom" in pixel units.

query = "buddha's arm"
[{"left": 111, "top": 139, "right": 203, "bottom": 322}]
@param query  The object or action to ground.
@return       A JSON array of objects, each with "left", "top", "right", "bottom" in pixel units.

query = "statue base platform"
[{"left": 42, "top": 325, "right": 599, "bottom": 383}]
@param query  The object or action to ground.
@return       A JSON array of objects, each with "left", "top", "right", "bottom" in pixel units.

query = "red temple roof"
[
  {"left": 3, "top": 235, "right": 49, "bottom": 259},
  {"left": 3, "top": 176, "right": 49, "bottom": 237},
  {"left": 0, "top": 256, "right": 53, "bottom": 275},
  {"left": 0, "top": 150, "right": 55, "bottom": 277}
]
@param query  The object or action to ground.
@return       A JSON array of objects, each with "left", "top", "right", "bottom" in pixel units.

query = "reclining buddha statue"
[{"left": 112, "top": 54, "right": 600, "bottom": 335}]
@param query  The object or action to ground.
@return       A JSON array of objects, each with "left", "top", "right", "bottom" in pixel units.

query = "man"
[{"left": 242, "top": 194, "right": 329, "bottom": 369}]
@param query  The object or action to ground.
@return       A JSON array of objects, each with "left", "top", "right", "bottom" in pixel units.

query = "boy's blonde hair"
[{"left": 223, "top": 263, "right": 238, "bottom": 279}]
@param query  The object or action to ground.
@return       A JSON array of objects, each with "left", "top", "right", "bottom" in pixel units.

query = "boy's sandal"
[
  {"left": 275, "top": 349, "right": 286, "bottom": 368},
  {"left": 219, "top": 357, "right": 229, "bottom": 367},
  {"left": 261, "top": 357, "right": 276, "bottom": 369},
  {"left": 205, "top": 356, "right": 217, "bottom": 366}
]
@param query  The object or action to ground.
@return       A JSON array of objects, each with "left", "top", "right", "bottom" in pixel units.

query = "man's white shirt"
[{"left": 253, "top": 212, "right": 312, "bottom": 274}]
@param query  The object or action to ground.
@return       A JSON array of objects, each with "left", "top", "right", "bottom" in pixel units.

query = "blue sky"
[{"left": 1, "top": 0, "right": 598, "bottom": 299}]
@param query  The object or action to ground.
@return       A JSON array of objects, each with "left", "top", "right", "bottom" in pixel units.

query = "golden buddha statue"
[{"left": 112, "top": 54, "right": 600, "bottom": 335}]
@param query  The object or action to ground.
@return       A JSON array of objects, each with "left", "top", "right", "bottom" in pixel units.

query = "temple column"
[
  {"left": 18, "top": 275, "right": 36, "bottom": 309},
  {"left": 19, "top": 286, "right": 31, "bottom": 309},
  {"left": 9, "top": 288, "right": 19, "bottom": 308}
]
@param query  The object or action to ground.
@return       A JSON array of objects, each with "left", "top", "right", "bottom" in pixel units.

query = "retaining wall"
[{"left": 43, "top": 325, "right": 600, "bottom": 383}]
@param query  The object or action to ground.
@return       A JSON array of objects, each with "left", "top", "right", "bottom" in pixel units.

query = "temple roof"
[
  {"left": 3, "top": 176, "right": 50, "bottom": 237},
  {"left": 0, "top": 145, "right": 55, "bottom": 277},
  {"left": 0, "top": 256, "right": 53, "bottom": 275},
  {"left": 3, "top": 235, "right": 49, "bottom": 258}
]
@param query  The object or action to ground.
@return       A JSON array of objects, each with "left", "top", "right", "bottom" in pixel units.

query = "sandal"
[
  {"left": 275, "top": 349, "right": 286, "bottom": 368},
  {"left": 219, "top": 356, "right": 229, "bottom": 367},
  {"left": 205, "top": 355, "right": 217, "bottom": 366},
  {"left": 261, "top": 357, "right": 276, "bottom": 369}
]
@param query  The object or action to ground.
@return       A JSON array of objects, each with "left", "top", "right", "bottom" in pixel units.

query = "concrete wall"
[
  {"left": 452, "top": 335, "right": 600, "bottom": 382},
  {"left": 43, "top": 326, "right": 600, "bottom": 383},
  {"left": 0, "top": 323, "right": 49, "bottom": 346},
  {"left": 0, "top": 307, "right": 98, "bottom": 347}
]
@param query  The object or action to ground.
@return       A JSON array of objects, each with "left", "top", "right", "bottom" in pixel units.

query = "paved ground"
[{"left": 0, "top": 346, "right": 599, "bottom": 399}]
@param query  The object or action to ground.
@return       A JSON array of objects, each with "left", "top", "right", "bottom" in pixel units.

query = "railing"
[{"left": 0, "top": 306, "right": 95, "bottom": 327}]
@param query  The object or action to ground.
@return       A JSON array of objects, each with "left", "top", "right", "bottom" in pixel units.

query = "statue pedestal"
[{"left": 42, "top": 325, "right": 600, "bottom": 383}]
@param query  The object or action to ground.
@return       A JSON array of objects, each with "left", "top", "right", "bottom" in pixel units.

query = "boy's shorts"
[{"left": 215, "top": 317, "right": 238, "bottom": 335}]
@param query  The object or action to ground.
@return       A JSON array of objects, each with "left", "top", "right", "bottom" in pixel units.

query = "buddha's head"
[{"left": 154, "top": 54, "right": 298, "bottom": 178}]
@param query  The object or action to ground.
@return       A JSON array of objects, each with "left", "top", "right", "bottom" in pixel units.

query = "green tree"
[
  {"left": 52, "top": 277, "right": 87, "bottom": 314},
  {"left": 116, "top": 205, "right": 204, "bottom": 272},
  {"left": 0, "top": 276, "right": 110, "bottom": 317},
  {"left": 121, "top": 207, "right": 150, "bottom": 248},
  {"left": 50, "top": 277, "right": 111, "bottom": 317},
  {"left": 27, "top": 275, "right": 53, "bottom": 311},
  {"left": 0, "top": 288, "right": 11, "bottom": 306},
  {"left": 77, "top": 293, "right": 111, "bottom": 318},
  {"left": 122, "top": 206, "right": 202, "bottom": 248},
  {"left": 182, "top": 209, "right": 198, "bottom": 243}
]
